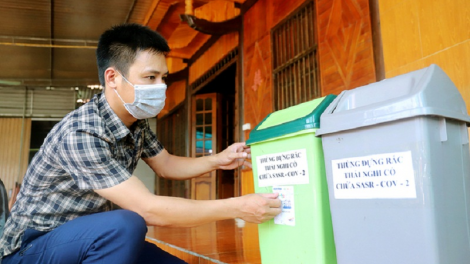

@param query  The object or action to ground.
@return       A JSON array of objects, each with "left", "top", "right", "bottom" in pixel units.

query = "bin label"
[
  {"left": 331, "top": 151, "right": 416, "bottom": 199},
  {"left": 256, "top": 149, "right": 309, "bottom": 187},
  {"left": 273, "top": 186, "right": 295, "bottom": 226}
]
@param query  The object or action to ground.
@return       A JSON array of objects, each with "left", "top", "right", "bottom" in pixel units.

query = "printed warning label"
[
  {"left": 256, "top": 149, "right": 309, "bottom": 187},
  {"left": 273, "top": 186, "right": 295, "bottom": 226},
  {"left": 331, "top": 151, "right": 416, "bottom": 199}
]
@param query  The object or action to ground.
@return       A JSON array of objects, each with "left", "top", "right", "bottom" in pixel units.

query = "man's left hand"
[{"left": 215, "top": 142, "right": 252, "bottom": 170}]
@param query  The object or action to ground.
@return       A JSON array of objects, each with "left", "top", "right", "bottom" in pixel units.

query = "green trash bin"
[{"left": 247, "top": 95, "right": 337, "bottom": 264}]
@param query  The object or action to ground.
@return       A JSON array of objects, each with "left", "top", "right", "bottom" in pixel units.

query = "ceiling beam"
[
  {"left": 180, "top": 14, "right": 241, "bottom": 35},
  {"left": 167, "top": 32, "right": 212, "bottom": 59},
  {"left": 188, "top": 34, "right": 220, "bottom": 64},
  {"left": 0, "top": 43, "right": 97, "bottom": 49},
  {"left": 50, "top": 0, "right": 54, "bottom": 82},
  {"left": 178, "top": 0, "right": 253, "bottom": 35},
  {"left": 0, "top": 36, "right": 98, "bottom": 49},
  {"left": 143, "top": 0, "right": 162, "bottom": 25},
  {"left": 241, "top": 0, "right": 257, "bottom": 14},
  {"left": 0, "top": 78, "right": 100, "bottom": 87},
  {"left": 125, "top": 0, "right": 139, "bottom": 23},
  {"left": 157, "top": 3, "right": 186, "bottom": 40},
  {"left": 167, "top": 24, "right": 199, "bottom": 49},
  {"left": 166, "top": 67, "right": 188, "bottom": 86},
  {"left": 173, "top": 0, "right": 244, "bottom": 3},
  {"left": 146, "top": 0, "right": 211, "bottom": 31},
  {"left": 185, "top": 0, "right": 194, "bottom": 15}
]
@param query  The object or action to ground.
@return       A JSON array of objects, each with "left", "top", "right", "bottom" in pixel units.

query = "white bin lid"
[{"left": 316, "top": 64, "right": 470, "bottom": 136}]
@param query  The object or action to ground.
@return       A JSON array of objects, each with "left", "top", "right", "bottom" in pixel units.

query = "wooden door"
[{"left": 191, "top": 93, "right": 217, "bottom": 200}]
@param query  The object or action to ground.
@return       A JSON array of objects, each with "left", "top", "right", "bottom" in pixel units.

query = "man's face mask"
[{"left": 114, "top": 71, "right": 167, "bottom": 119}]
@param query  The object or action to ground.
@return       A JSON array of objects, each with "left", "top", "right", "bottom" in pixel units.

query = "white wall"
[{"left": 133, "top": 117, "right": 157, "bottom": 194}]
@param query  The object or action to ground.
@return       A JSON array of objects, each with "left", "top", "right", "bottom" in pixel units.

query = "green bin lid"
[{"left": 246, "top": 94, "right": 336, "bottom": 145}]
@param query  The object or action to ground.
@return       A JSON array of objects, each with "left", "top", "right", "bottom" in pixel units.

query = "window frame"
[{"left": 271, "top": 0, "right": 320, "bottom": 111}]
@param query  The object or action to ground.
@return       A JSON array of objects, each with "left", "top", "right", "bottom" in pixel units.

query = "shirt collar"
[{"left": 97, "top": 93, "right": 130, "bottom": 141}]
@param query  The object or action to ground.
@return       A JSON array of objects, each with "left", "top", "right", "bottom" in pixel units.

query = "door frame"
[{"left": 186, "top": 49, "right": 241, "bottom": 199}]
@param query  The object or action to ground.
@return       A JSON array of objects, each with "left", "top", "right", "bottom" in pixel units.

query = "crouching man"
[{"left": 0, "top": 24, "right": 281, "bottom": 264}]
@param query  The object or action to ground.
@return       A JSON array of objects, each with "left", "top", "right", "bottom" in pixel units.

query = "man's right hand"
[
  {"left": 96, "top": 176, "right": 283, "bottom": 227},
  {"left": 234, "top": 193, "right": 282, "bottom": 224}
]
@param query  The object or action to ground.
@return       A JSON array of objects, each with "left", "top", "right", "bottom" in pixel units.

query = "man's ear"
[{"left": 104, "top": 68, "right": 118, "bottom": 89}]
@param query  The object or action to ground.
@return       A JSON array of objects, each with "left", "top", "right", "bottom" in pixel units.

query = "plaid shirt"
[{"left": 0, "top": 93, "right": 162, "bottom": 257}]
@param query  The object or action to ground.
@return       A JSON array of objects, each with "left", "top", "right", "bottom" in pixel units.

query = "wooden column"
[
  {"left": 185, "top": 0, "right": 193, "bottom": 15},
  {"left": 0, "top": 118, "right": 31, "bottom": 197}
]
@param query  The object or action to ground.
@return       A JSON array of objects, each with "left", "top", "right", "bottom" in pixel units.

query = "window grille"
[{"left": 272, "top": 1, "right": 320, "bottom": 110}]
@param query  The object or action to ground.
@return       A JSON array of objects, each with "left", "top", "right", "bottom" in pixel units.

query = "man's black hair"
[{"left": 96, "top": 23, "right": 170, "bottom": 86}]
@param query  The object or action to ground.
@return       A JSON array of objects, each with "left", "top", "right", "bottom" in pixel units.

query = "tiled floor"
[{"left": 146, "top": 219, "right": 262, "bottom": 264}]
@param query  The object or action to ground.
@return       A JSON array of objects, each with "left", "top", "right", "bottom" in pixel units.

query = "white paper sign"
[
  {"left": 331, "top": 151, "right": 416, "bottom": 199},
  {"left": 273, "top": 186, "right": 295, "bottom": 226},
  {"left": 256, "top": 149, "right": 309, "bottom": 187}
]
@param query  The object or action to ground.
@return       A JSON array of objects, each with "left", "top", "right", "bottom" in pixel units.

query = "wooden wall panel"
[
  {"left": 379, "top": 0, "right": 470, "bottom": 114},
  {"left": 243, "top": 0, "right": 305, "bottom": 52},
  {"left": 241, "top": 169, "right": 254, "bottom": 195},
  {"left": 243, "top": 34, "right": 272, "bottom": 141},
  {"left": 0, "top": 118, "right": 31, "bottom": 197},
  {"left": 418, "top": 0, "right": 470, "bottom": 58},
  {"left": 271, "top": 0, "right": 306, "bottom": 26},
  {"left": 379, "top": 0, "right": 422, "bottom": 74},
  {"left": 243, "top": 0, "right": 305, "bottom": 140},
  {"left": 158, "top": 80, "right": 186, "bottom": 117},
  {"left": 189, "top": 32, "right": 239, "bottom": 84},
  {"left": 316, "top": 0, "right": 376, "bottom": 95}
]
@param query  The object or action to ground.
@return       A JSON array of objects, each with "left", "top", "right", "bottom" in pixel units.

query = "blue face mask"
[{"left": 114, "top": 72, "right": 167, "bottom": 119}]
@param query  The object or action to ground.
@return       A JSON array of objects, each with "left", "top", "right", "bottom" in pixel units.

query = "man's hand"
[
  {"left": 144, "top": 142, "right": 253, "bottom": 180},
  {"left": 215, "top": 142, "right": 252, "bottom": 170},
  {"left": 234, "top": 193, "right": 282, "bottom": 224},
  {"left": 96, "top": 176, "right": 282, "bottom": 227}
]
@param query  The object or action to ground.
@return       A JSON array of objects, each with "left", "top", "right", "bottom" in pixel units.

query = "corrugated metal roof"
[
  {"left": 0, "top": 0, "right": 244, "bottom": 90},
  {"left": 0, "top": 0, "right": 137, "bottom": 88}
]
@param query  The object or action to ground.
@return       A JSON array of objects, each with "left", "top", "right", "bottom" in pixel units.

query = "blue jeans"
[{"left": 2, "top": 210, "right": 187, "bottom": 264}]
